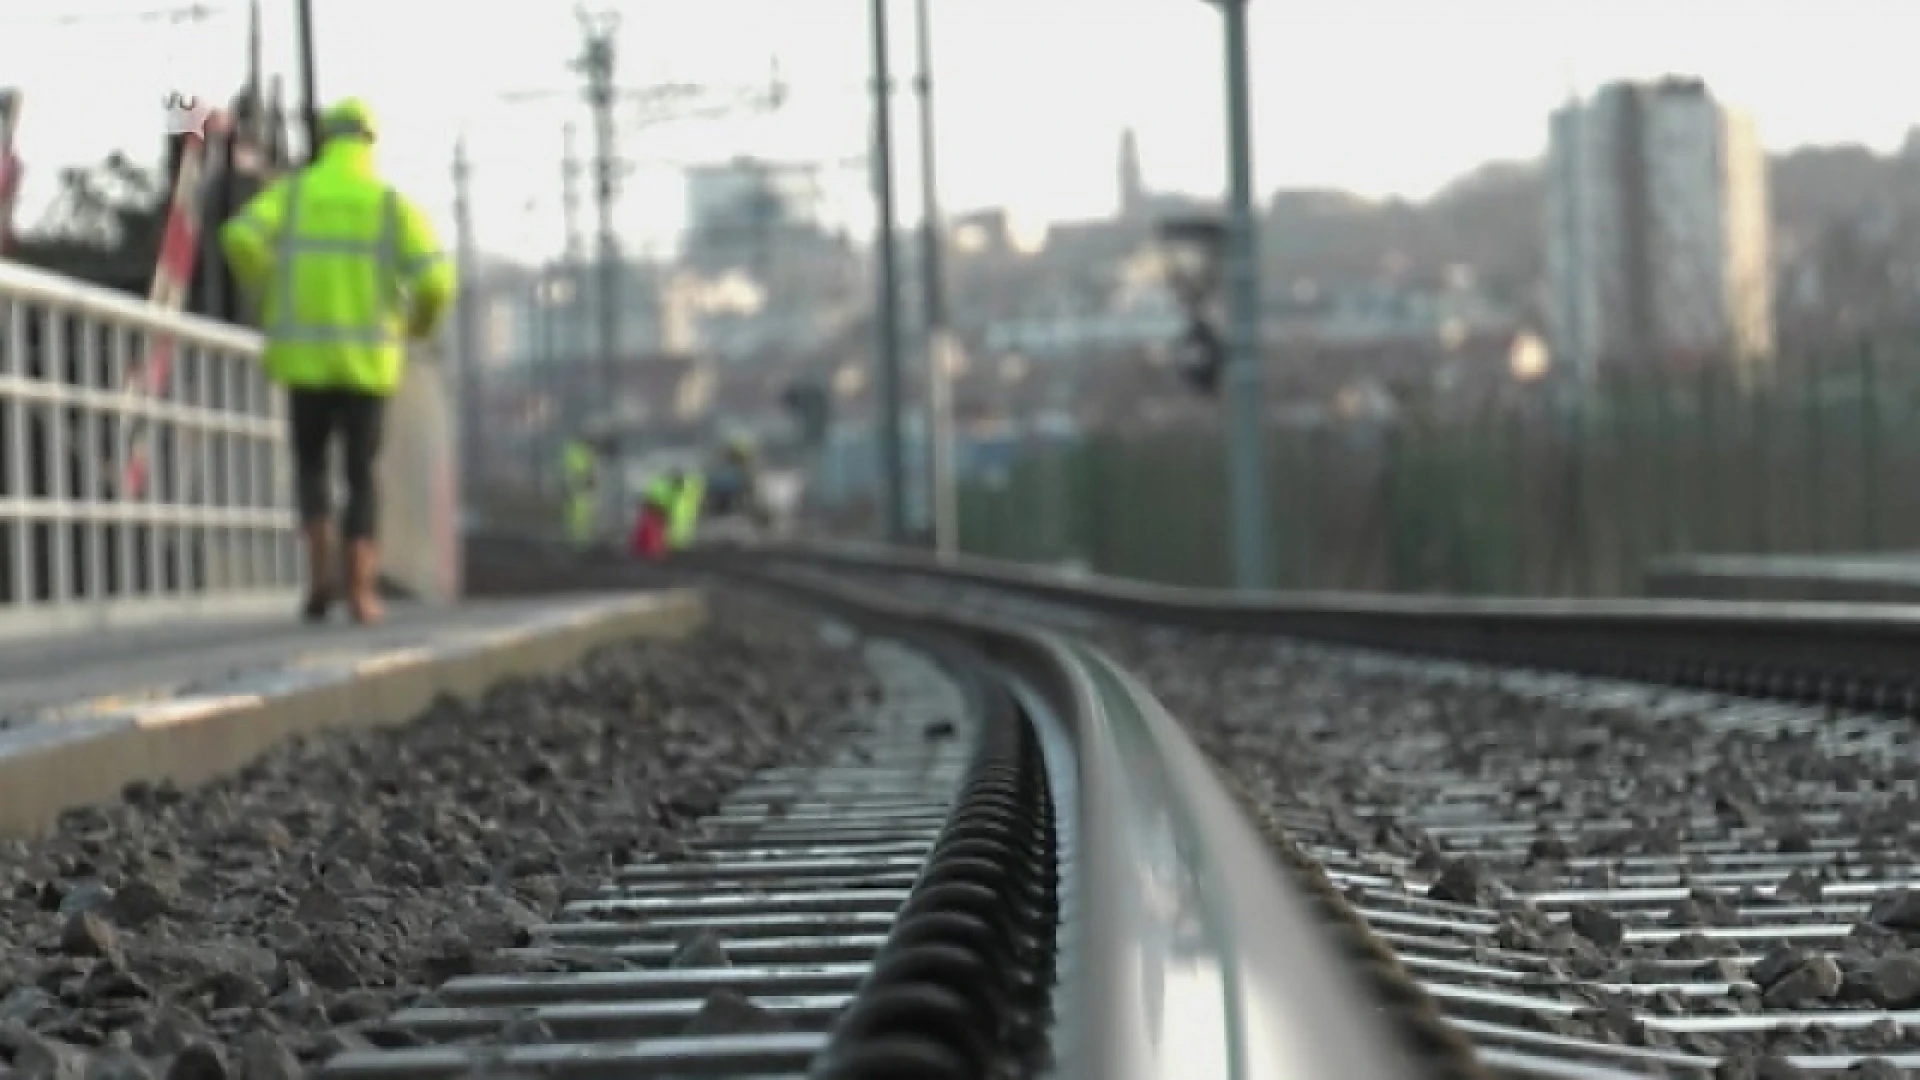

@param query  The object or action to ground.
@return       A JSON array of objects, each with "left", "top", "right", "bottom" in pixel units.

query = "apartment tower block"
[{"left": 1547, "top": 77, "right": 1773, "bottom": 376}]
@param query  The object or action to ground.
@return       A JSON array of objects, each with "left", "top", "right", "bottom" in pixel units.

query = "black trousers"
[{"left": 289, "top": 388, "right": 386, "bottom": 541}]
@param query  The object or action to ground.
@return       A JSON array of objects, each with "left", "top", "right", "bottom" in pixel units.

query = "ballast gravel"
[
  {"left": 868, "top": 572, "right": 1920, "bottom": 1077},
  {"left": 0, "top": 591, "right": 874, "bottom": 1080}
]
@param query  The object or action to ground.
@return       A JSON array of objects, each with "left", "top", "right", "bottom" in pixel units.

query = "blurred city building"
[{"left": 1546, "top": 77, "right": 1774, "bottom": 374}]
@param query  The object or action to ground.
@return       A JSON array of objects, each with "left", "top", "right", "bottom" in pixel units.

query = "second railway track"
[{"left": 322, "top": 637, "right": 1036, "bottom": 1079}]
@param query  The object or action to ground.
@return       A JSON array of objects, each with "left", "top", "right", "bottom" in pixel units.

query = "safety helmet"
[{"left": 320, "top": 98, "right": 378, "bottom": 143}]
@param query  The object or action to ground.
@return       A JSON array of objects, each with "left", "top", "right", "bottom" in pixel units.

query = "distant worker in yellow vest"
[
  {"left": 561, "top": 439, "right": 598, "bottom": 550},
  {"left": 667, "top": 469, "right": 705, "bottom": 550},
  {"left": 219, "top": 98, "right": 455, "bottom": 627}
]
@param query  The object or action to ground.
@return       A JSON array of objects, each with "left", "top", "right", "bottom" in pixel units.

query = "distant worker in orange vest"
[{"left": 629, "top": 470, "right": 678, "bottom": 560}]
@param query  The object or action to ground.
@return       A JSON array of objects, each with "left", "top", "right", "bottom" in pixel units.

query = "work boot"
[
  {"left": 346, "top": 539, "right": 384, "bottom": 626},
  {"left": 301, "top": 520, "right": 337, "bottom": 622}
]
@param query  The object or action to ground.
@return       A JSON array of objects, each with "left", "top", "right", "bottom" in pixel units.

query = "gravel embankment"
[
  {"left": 1100, "top": 629, "right": 1920, "bottom": 1076},
  {"left": 0, "top": 591, "right": 873, "bottom": 1080},
  {"left": 874, "top": 575, "right": 1920, "bottom": 1078}
]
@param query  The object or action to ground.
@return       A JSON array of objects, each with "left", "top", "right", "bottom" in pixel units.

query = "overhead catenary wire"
[{"left": 0, "top": 3, "right": 221, "bottom": 26}]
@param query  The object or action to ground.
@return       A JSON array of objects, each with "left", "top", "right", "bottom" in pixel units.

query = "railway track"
[
  {"left": 324, "top": 639, "right": 993, "bottom": 1079},
  {"left": 713, "top": 543, "right": 1920, "bottom": 1079},
  {"left": 309, "top": 573, "right": 1431, "bottom": 1080}
]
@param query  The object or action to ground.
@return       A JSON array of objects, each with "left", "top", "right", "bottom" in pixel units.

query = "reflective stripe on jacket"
[{"left": 219, "top": 140, "right": 455, "bottom": 395}]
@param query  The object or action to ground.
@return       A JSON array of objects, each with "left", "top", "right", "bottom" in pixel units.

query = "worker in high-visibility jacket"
[
  {"left": 218, "top": 98, "right": 455, "bottom": 627},
  {"left": 629, "top": 470, "right": 676, "bottom": 560},
  {"left": 667, "top": 470, "right": 705, "bottom": 551},
  {"left": 561, "top": 439, "right": 598, "bottom": 550}
]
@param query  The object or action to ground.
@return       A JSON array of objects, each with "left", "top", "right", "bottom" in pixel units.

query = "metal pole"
[
  {"left": 583, "top": 29, "right": 622, "bottom": 416},
  {"left": 557, "top": 123, "right": 582, "bottom": 441},
  {"left": 581, "top": 22, "right": 624, "bottom": 542},
  {"left": 294, "top": 0, "right": 320, "bottom": 157},
  {"left": 561, "top": 123, "right": 583, "bottom": 263},
  {"left": 451, "top": 139, "right": 482, "bottom": 507},
  {"left": 869, "top": 0, "right": 908, "bottom": 543},
  {"left": 1220, "top": 0, "right": 1271, "bottom": 590},
  {"left": 532, "top": 266, "right": 552, "bottom": 489},
  {"left": 914, "top": 0, "right": 957, "bottom": 557}
]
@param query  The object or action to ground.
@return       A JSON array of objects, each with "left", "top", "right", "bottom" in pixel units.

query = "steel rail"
[
  {"left": 721, "top": 562, "right": 1432, "bottom": 1080},
  {"left": 735, "top": 541, "right": 1920, "bottom": 716}
]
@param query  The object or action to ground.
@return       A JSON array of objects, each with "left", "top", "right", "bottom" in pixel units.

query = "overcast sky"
[{"left": 4, "top": 0, "right": 1919, "bottom": 261}]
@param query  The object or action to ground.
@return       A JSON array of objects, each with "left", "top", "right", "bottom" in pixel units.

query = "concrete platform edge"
[{"left": 0, "top": 588, "right": 708, "bottom": 838}]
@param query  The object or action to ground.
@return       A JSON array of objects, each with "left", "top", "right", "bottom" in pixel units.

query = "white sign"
[{"left": 162, "top": 92, "right": 213, "bottom": 138}]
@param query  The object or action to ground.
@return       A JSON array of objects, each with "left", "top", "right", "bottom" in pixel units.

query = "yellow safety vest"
[
  {"left": 562, "top": 442, "right": 596, "bottom": 490},
  {"left": 668, "top": 473, "right": 705, "bottom": 549},
  {"left": 642, "top": 475, "right": 675, "bottom": 511},
  {"left": 218, "top": 140, "right": 455, "bottom": 395}
]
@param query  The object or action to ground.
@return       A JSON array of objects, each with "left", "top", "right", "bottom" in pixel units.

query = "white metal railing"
[{"left": 0, "top": 257, "right": 299, "bottom": 639}]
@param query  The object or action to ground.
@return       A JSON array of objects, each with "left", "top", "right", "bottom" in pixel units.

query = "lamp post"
[
  {"left": 452, "top": 139, "right": 480, "bottom": 505},
  {"left": 868, "top": 0, "right": 908, "bottom": 543},
  {"left": 1203, "top": 0, "right": 1271, "bottom": 590},
  {"left": 914, "top": 0, "right": 957, "bottom": 557}
]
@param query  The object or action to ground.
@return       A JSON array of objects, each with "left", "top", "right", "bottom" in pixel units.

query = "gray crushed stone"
[{"left": 0, "top": 591, "right": 873, "bottom": 1080}]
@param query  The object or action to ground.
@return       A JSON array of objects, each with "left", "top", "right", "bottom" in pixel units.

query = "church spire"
[{"left": 1118, "top": 127, "right": 1144, "bottom": 218}]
